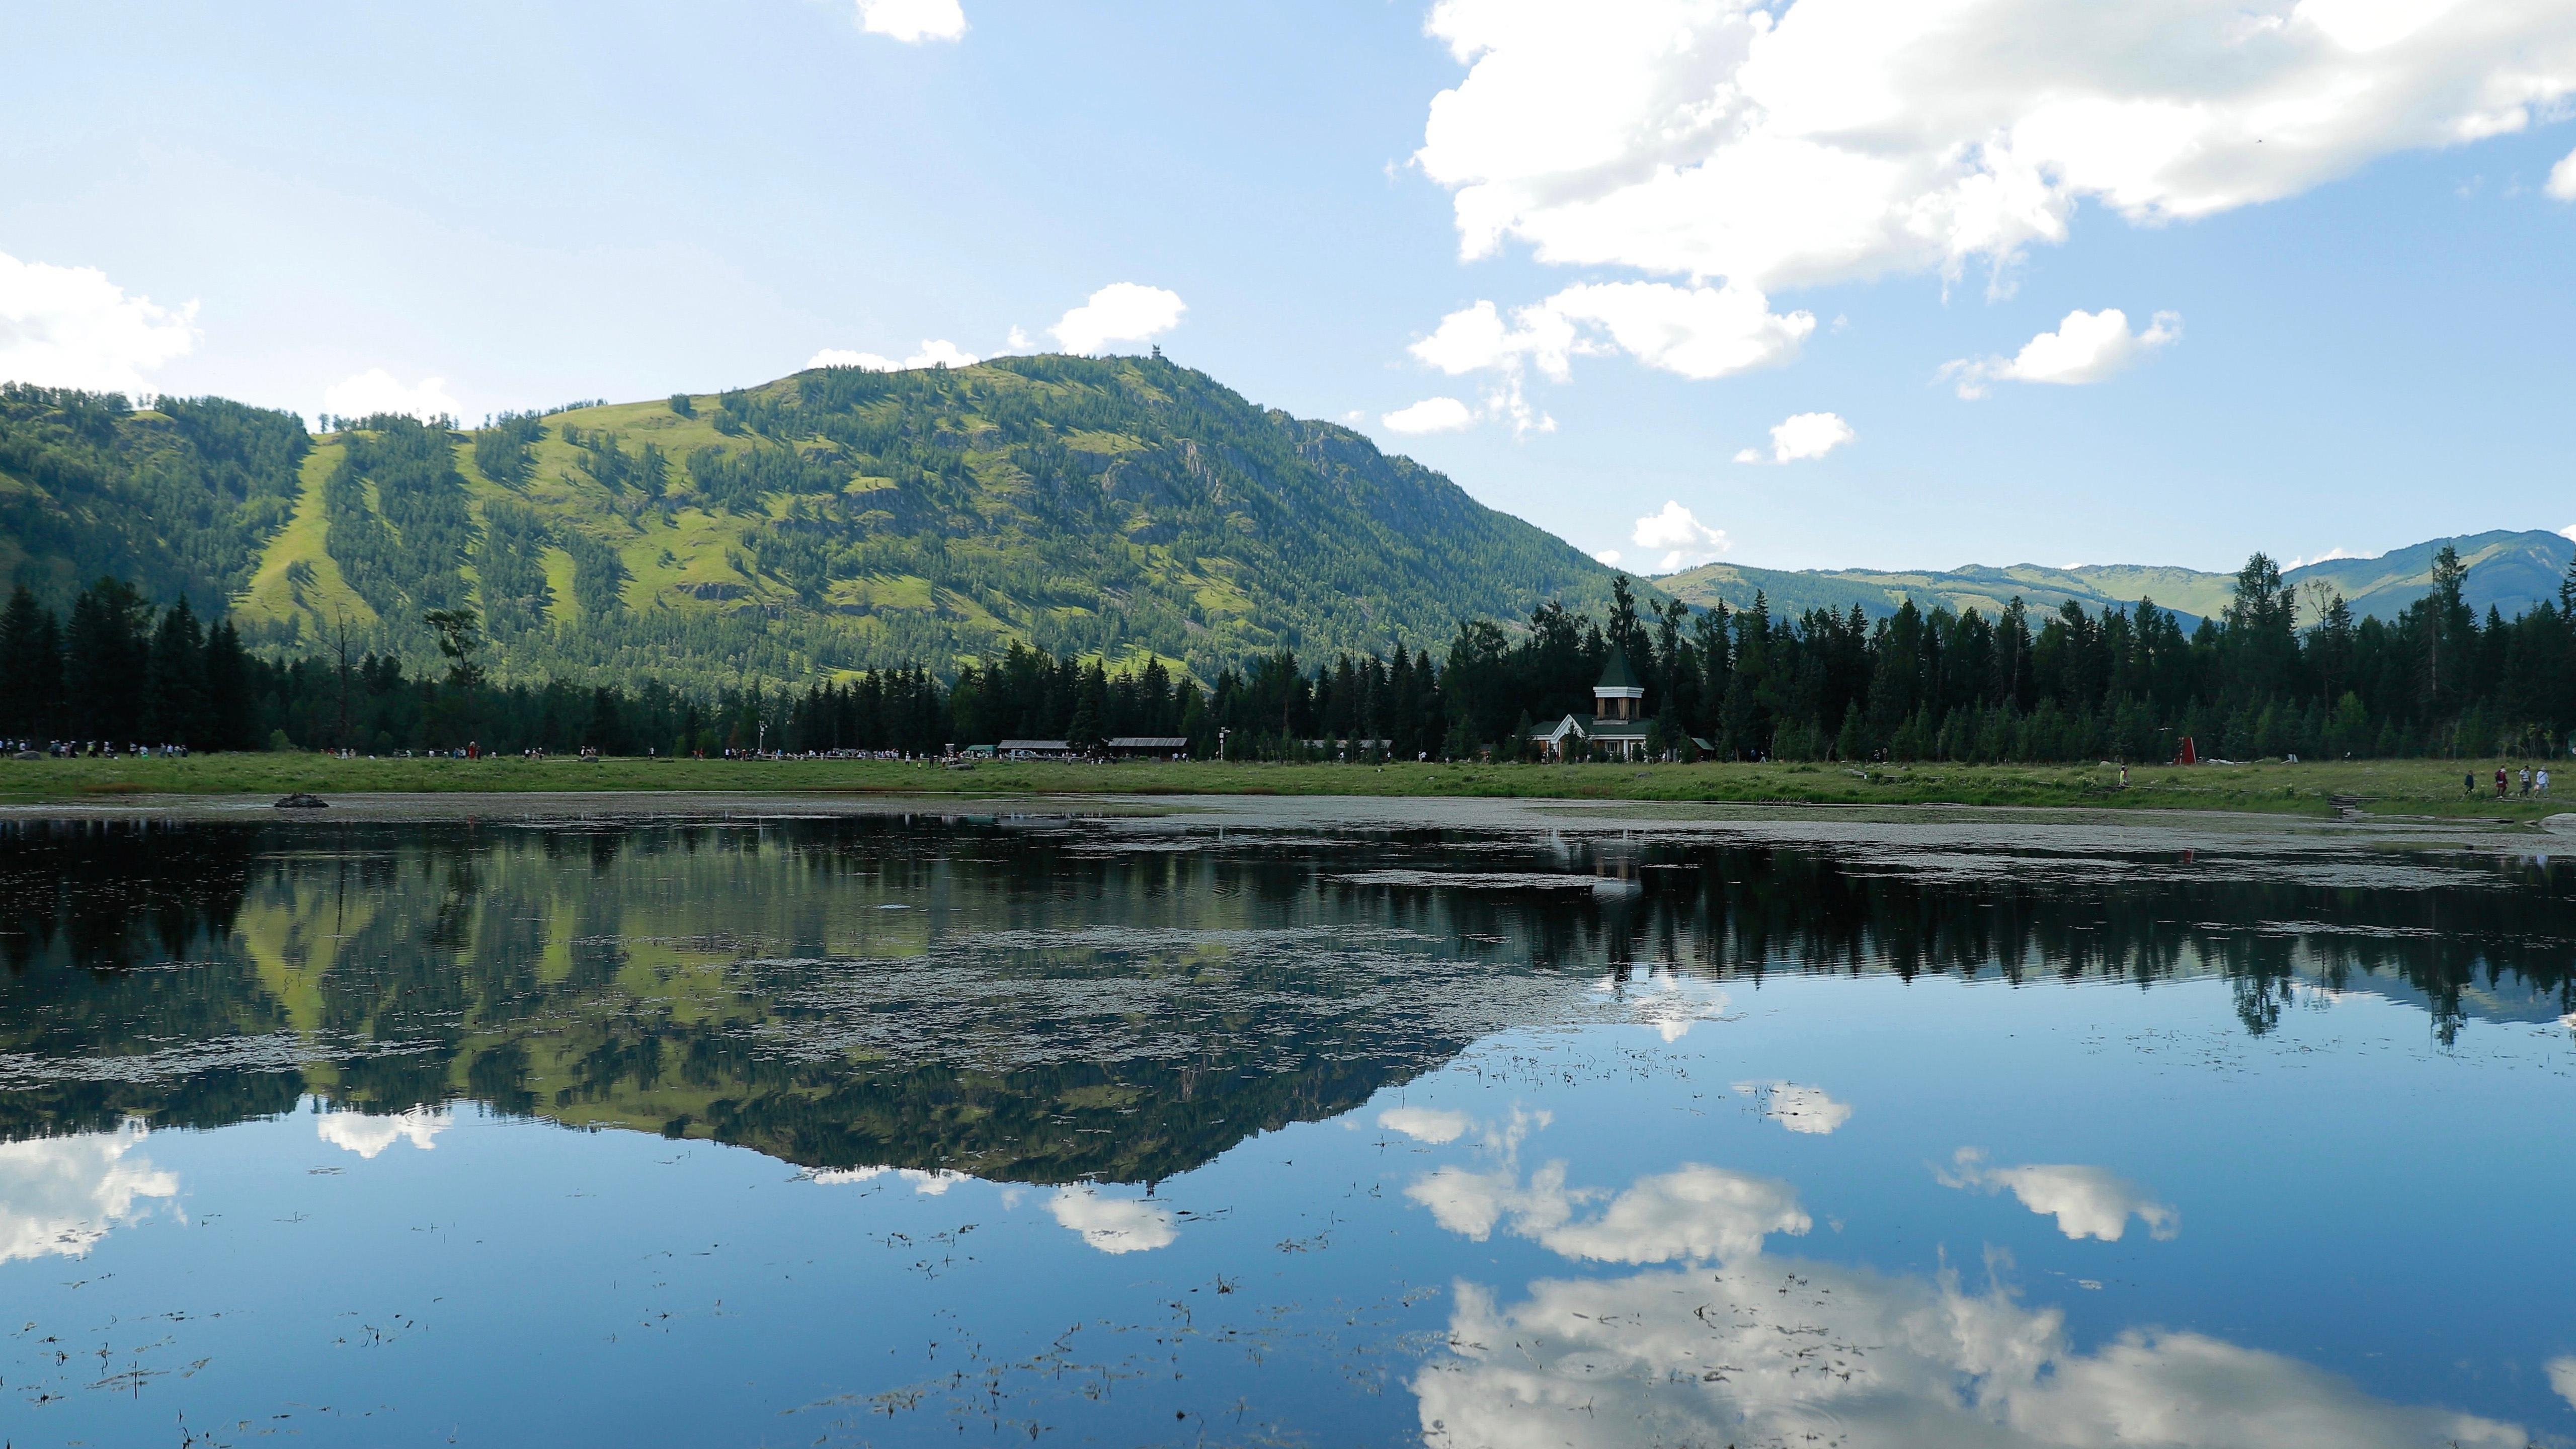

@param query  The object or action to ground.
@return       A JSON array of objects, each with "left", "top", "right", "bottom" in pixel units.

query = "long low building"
[
  {"left": 996, "top": 739, "right": 1077, "bottom": 759},
  {"left": 1105, "top": 737, "right": 1190, "bottom": 758}
]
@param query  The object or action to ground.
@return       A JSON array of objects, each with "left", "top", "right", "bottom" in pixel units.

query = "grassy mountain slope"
[
  {"left": 0, "top": 359, "right": 1632, "bottom": 684},
  {"left": 226, "top": 355, "right": 1630, "bottom": 681},
  {"left": 1657, "top": 529, "right": 2573, "bottom": 625}
]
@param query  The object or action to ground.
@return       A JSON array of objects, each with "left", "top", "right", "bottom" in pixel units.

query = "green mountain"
[
  {"left": 7, "top": 364, "right": 2569, "bottom": 686},
  {"left": 2283, "top": 530, "right": 2573, "bottom": 621},
  {"left": 0, "top": 386, "right": 309, "bottom": 616},
  {"left": 0, "top": 358, "right": 1628, "bottom": 684},
  {"left": 1656, "top": 528, "right": 2574, "bottom": 625}
]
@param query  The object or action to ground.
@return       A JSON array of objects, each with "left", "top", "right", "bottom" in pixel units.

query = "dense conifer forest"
[{"left": 8, "top": 546, "right": 2576, "bottom": 764}]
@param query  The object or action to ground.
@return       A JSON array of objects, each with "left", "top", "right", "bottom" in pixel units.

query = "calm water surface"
[{"left": 3, "top": 803, "right": 2573, "bottom": 1447}]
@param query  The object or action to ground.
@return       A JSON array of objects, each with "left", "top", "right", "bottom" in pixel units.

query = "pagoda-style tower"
[{"left": 1593, "top": 650, "right": 1643, "bottom": 723}]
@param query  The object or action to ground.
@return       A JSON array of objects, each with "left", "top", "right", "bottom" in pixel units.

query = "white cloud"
[
  {"left": 1547, "top": 281, "right": 1814, "bottom": 380},
  {"left": 2284, "top": 546, "right": 2361, "bottom": 569},
  {"left": 1943, "top": 309, "right": 2181, "bottom": 398},
  {"left": 1412, "top": 299, "right": 1554, "bottom": 376},
  {"left": 1632, "top": 501, "right": 1731, "bottom": 573},
  {"left": 808, "top": 338, "right": 978, "bottom": 372},
  {"left": 853, "top": 0, "right": 964, "bottom": 43},
  {"left": 1414, "top": 0, "right": 2576, "bottom": 294},
  {"left": 1408, "top": 284, "right": 1809, "bottom": 404},
  {"left": 1407, "top": 1160, "right": 1809, "bottom": 1264},
  {"left": 0, "top": 1123, "right": 180, "bottom": 1262},
  {"left": 1593, "top": 548, "right": 1624, "bottom": 566},
  {"left": 2548, "top": 146, "right": 2576, "bottom": 200},
  {"left": 321, "top": 368, "right": 464, "bottom": 425},
  {"left": 2549, "top": 1355, "right": 2576, "bottom": 1411},
  {"left": 0, "top": 251, "right": 198, "bottom": 391},
  {"left": 1047, "top": 1185, "right": 1176, "bottom": 1254},
  {"left": 1773, "top": 411, "right": 1856, "bottom": 460},
  {"left": 1732, "top": 1080, "right": 1853, "bottom": 1135},
  {"left": 317, "top": 1104, "right": 451, "bottom": 1159},
  {"left": 1418, "top": 1258, "right": 2530, "bottom": 1448},
  {"left": 1381, "top": 396, "right": 1478, "bottom": 434},
  {"left": 1379, "top": 1106, "right": 1473, "bottom": 1144},
  {"left": 1941, "top": 1148, "right": 2179, "bottom": 1242},
  {"left": 1050, "top": 282, "right": 1186, "bottom": 355},
  {"left": 1738, "top": 410, "right": 1857, "bottom": 464}
]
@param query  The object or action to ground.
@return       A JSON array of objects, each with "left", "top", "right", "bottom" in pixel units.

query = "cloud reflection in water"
[
  {"left": 1409, "top": 1161, "right": 1809, "bottom": 1265},
  {"left": 0, "top": 1121, "right": 179, "bottom": 1262},
  {"left": 805, "top": 1165, "right": 968, "bottom": 1195},
  {"left": 315, "top": 1103, "right": 452, "bottom": 1159},
  {"left": 1416, "top": 1258, "right": 2526, "bottom": 1448},
  {"left": 1733, "top": 1079, "right": 1853, "bottom": 1135},
  {"left": 1402, "top": 1143, "right": 2509, "bottom": 1446},
  {"left": 1380, "top": 1106, "right": 1473, "bottom": 1144},
  {"left": 1048, "top": 1185, "right": 1176, "bottom": 1254},
  {"left": 1940, "top": 1148, "right": 2180, "bottom": 1242}
]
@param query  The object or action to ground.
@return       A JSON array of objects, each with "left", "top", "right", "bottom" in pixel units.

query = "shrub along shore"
[{"left": 1, "top": 753, "right": 2568, "bottom": 823}]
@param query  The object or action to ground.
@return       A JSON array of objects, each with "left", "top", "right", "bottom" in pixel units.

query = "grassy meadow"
[{"left": 3, "top": 751, "right": 2570, "bottom": 821}]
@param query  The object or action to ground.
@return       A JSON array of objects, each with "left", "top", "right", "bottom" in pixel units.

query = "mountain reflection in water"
[
  {"left": 3, "top": 813, "right": 2572, "bottom": 1184},
  {"left": 5, "top": 809, "right": 2576, "bottom": 1445}
]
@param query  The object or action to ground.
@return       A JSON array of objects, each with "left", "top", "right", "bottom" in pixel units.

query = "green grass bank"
[{"left": 4, "top": 753, "right": 2570, "bottom": 822}]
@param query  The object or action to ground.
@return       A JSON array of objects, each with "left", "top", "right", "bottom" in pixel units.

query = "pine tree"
[
  {"left": 203, "top": 618, "right": 257, "bottom": 750},
  {"left": 0, "top": 586, "right": 63, "bottom": 738},
  {"left": 64, "top": 577, "right": 153, "bottom": 743},
  {"left": 1067, "top": 661, "right": 1108, "bottom": 751},
  {"left": 143, "top": 597, "right": 210, "bottom": 744}
]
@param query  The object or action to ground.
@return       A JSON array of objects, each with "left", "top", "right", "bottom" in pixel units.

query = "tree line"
[
  {"left": 7, "top": 544, "right": 2576, "bottom": 761},
  {"left": 1564, "top": 547, "right": 2576, "bottom": 763}
]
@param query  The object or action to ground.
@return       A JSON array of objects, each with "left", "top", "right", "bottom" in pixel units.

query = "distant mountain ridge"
[{"left": 1655, "top": 529, "right": 2575, "bottom": 626}]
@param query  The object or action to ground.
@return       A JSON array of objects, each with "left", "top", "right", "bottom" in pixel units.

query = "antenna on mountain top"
[{"left": 1151, "top": 344, "right": 1163, "bottom": 360}]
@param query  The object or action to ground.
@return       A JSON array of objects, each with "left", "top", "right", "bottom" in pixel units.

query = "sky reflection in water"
[{"left": 2, "top": 809, "right": 2573, "bottom": 1446}]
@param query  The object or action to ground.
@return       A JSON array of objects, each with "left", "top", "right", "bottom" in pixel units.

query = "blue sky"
[{"left": 3, "top": 0, "right": 2571, "bottom": 574}]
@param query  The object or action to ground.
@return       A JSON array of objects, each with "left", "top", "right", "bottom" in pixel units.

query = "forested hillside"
[
  {"left": 0, "top": 384, "right": 309, "bottom": 615},
  {"left": 0, "top": 359, "right": 1629, "bottom": 686}
]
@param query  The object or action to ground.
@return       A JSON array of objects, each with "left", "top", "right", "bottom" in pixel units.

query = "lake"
[{"left": 3, "top": 796, "right": 2572, "bottom": 1447}]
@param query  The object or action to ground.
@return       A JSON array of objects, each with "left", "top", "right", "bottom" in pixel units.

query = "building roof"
[
  {"left": 1528, "top": 713, "right": 1667, "bottom": 742},
  {"left": 997, "top": 740, "right": 1073, "bottom": 752},
  {"left": 1105, "top": 737, "right": 1189, "bottom": 749},
  {"left": 1595, "top": 649, "right": 1641, "bottom": 692}
]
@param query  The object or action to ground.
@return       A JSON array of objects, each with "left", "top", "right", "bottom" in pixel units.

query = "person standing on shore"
[{"left": 2497, "top": 766, "right": 2509, "bottom": 799}]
